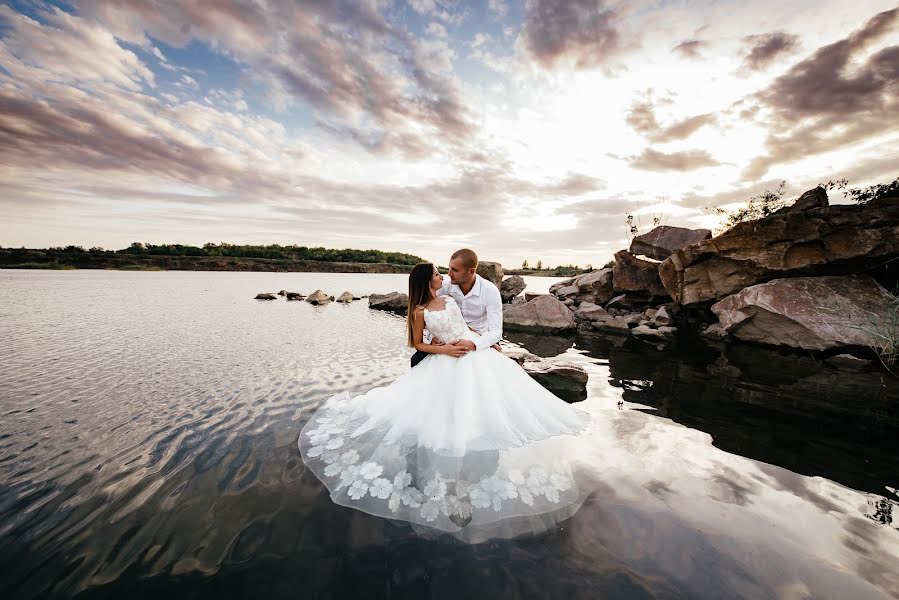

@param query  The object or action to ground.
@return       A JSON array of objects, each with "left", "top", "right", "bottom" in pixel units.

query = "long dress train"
[{"left": 298, "top": 295, "right": 597, "bottom": 542}]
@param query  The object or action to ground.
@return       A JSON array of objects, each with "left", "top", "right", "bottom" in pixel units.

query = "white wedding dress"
[{"left": 298, "top": 295, "right": 597, "bottom": 542}]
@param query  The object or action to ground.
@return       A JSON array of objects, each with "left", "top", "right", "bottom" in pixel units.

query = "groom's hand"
[{"left": 491, "top": 343, "right": 501, "bottom": 351}]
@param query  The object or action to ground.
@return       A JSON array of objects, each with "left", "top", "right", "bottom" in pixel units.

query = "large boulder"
[
  {"left": 710, "top": 275, "right": 898, "bottom": 351},
  {"left": 658, "top": 187, "right": 899, "bottom": 304},
  {"left": 629, "top": 225, "right": 712, "bottom": 261},
  {"left": 368, "top": 292, "right": 409, "bottom": 314},
  {"left": 503, "top": 295, "right": 575, "bottom": 333},
  {"left": 551, "top": 269, "right": 615, "bottom": 306},
  {"left": 500, "top": 275, "right": 526, "bottom": 303},
  {"left": 477, "top": 261, "right": 503, "bottom": 289},
  {"left": 612, "top": 250, "right": 670, "bottom": 302}
]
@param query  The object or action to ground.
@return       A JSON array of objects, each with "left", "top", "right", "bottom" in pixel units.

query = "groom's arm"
[{"left": 473, "top": 282, "right": 503, "bottom": 351}]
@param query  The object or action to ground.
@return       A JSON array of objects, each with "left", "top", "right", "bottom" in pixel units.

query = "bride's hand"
[{"left": 441, "top": 344, "right": 469, "bottom": 358}]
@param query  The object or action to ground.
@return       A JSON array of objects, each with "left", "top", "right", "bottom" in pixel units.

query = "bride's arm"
[{"left": 412, "top": 308, "right": 468, "bottom": 357}]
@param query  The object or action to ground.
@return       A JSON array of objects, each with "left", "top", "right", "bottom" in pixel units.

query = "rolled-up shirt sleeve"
[{"left": 474, "top": 283, "right": 503, "bottom": 350}]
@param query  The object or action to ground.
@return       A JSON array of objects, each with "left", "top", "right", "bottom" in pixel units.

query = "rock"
[
  {"left": 591, "top": 318, "right": 631, "bottom": 333},
  {"left": 336, "top": 291, "right": 354, "bottom": 303},
  {"left": 477, "top": 262, "right": 503, "bottom": 289},
  {"left": 631, "top": 324, "right": 666, "bottom": 339},
  {"left": 630, "top": 225, "right": 712, "bottom": 261},
  {"left": 657, "top": 326, "right": 677, "bottom": 335},
  {"left": 622, "top": 313, "right": 643, "bottom": 327},
  {"left": 522, "top": 360, "right": 589, "bottom": 394},
  {"left": 502, "top": 347, "right": 541, "bottom": 365},
  {"left": 605, "top": 294, "right": 630, "bottom": 310},
  {"left": 658, "top": 186, "right": 899, "bottom": 304},
  {"left": 503, "top": 295, "right": 576, "bottom": 333},
  {"left": 285, "top": 291, "right": 305, "bottom": 300},
  {"left": 305, "top": 290, "right": 331, "bottom": 305},
  {"left": 500, "top": 275, "right": 526, "bottom": 303},
  {"left": 255, "top": 293, "right": 277, "bottom": 300},
  {"left": 511, "top": 295, "right": 526, "bottom": 305},
  {"left": 643, "top": 308, "right": 658, "bottom": 320},
  {"left": 524, "top": 292, "right": 544, "bottom": 302},
  {"left": 550, "top": 269, "right": 614, "bottom": 306},
  {"left": 277, "top": 290, "right": 287, "bottom": 296},
  {"left": 772, "top": 186, "right": 829, "bottom": 216},
  {"left": 825, "top": 353, "right": 874, "bottom": 371},
  {"left": 613, "top": 250, "right": 670, "bottom": 301},
  {"left": 652, "top": 306, "right": 672, "bottom": 325},
  {"left": 701, "top": 323, "right": 729, "bottom": 338},
  {"left": 549, "top": 278, "right": 574, "bottom": 295},
  {"left": 368, "top": 291, "right": 409, "bottom": 314},
  {"left": 574, "top": 301, "right": 611, "bottom": 321},
  {"left": 710, "top": 275, "right": 899, "bottom": 351},
  {"left": 562, "top": 298, "right": 575, "bottom": 306}
]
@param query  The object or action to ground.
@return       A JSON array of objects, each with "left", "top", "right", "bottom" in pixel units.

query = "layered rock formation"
[
  {"left": 658, "top": 189, "right": 899, "bottom": 305},
  {"left": 709, "top": 275, "right": 898, "bottom": 351}
]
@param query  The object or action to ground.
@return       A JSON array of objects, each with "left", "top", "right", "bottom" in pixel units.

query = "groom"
[{"left": 410, "top": 248, "right": 503, "bottom": 368}]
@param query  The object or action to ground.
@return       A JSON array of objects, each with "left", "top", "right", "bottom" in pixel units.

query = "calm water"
[{"left": 1, "top": 269, "right": 898, "bottom": 599}]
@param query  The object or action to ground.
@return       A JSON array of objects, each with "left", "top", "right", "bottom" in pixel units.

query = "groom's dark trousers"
[{"left": 410, "top": 350, "right": 428, "bottom": 368}]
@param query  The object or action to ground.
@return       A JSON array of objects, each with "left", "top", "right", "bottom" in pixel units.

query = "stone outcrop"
[
  {"left": 658, "top": 188, "right": 899, "bottom": 305},
  {"left": 305, "top": 290, "right": 331, "bottom": 305},
  {"left": 710, "top": 275, "right": 898, "bottom": 351},
  {"left": 500, "top": 275, "right": 526, "bottom": 303},
  {"left": 629, "top": 226, "right": 712, "bottom": 261},
  {"left": 612, "top": 251, "right": 670, "bottom": 302},
  {"left": 368, "top": 292, "right": 409, "bottom": 314},
  {"left": 477, "top": 262, "right": 503, "bottom": 289},
  {"left": 503, "top": 295, "right": 575, "bottom": 333}
]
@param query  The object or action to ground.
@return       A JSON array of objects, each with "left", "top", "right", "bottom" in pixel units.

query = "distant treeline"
[{"left": 5, "top": 242, "right": 426, "bottom": 266}]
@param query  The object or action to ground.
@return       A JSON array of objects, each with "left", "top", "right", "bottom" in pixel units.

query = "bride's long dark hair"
[{"left": 406, "top": 262, "right": 435, "bottom": 347}]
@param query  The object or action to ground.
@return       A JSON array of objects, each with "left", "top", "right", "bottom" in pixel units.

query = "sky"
[{"left": 1, "top": 0, "right": 898, "bottom": 268}]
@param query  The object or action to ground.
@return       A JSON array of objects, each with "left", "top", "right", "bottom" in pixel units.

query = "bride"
[{"left": 298, "top": 262, "right": 597, "bottom": 542}]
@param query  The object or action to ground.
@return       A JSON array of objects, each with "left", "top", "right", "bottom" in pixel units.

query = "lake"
[{"left": 1, "top": 269, "right": 897, "bottom": 599}]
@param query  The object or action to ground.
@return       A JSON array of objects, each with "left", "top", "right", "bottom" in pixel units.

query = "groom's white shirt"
[{"left": 434, "top": 273, "right": 503, "bottom": 351}]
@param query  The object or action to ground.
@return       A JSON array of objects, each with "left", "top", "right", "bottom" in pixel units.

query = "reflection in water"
[{"left": 0, "top": 270, "right": 897, "bottom": 599}]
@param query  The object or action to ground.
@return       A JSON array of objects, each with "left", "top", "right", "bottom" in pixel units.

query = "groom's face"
[{"left": 447, "top": 257, "right": 474, "bottom": 285}]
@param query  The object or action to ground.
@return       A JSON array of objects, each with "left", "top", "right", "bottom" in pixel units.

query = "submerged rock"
[
  {"left": 369, "top": 292, "right": 409, "bottom": 314},
  {"left": 503, "top": 295, "right": 576, "bottom": 333},
  {"left": 710, "top": 275, "right": 899, "bottom": 351},
  {"left": 336, "top": 291, "right": 354, "bottom": 303},
  {"left": 285, "top": 291, "right": 305, "bottom": 300},
  {"left": 255, "top": 293, "right": 277, "bottom": 300},
  {"left": 306, "top": 290, "right": 331, "bottom": 305}
]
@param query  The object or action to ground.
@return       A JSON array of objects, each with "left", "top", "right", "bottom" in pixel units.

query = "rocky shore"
[{"left": 254, "top": 186, "right": 899, "bottom": 390}]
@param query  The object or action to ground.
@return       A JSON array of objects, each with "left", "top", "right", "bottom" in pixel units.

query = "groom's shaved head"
[{"left": 451, "top": 248, "right": 478, "bottom": 270}]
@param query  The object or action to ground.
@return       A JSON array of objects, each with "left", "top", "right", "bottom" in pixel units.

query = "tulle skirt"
[{"left": 297, "top": 347, "right": 598, "bottom": 543}]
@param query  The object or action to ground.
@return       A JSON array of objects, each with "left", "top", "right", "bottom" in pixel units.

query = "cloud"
[
  {"left": 742, "top": 7, "right": 899, "bottom": 180},
  {"left": 672, "top": 39, "right": 707, "bottom": 59},
  {"left": 626, "top": 99, "right": 718, "bottom": 143},
  {"left": 628, "top": 148, "right": 721, "bottom": 171},
  {"left": 0, "top": 5, "right": 155, "bottom": 91},
  {"left": 740, "top": 32, "right": 801, "bottom": 70},
  {"left": 74, "top": 0, "right": 474, "bottom": 158},
  {"left": 488, "top": 0, "right": 509, "bottom": 18},
  {"left": 519, "top": 0, "right": 631, "bottom": 70}
]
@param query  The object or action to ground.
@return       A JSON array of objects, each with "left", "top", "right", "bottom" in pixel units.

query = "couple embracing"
[{"left": 298, "top": 247, "right": 597, "bottom": 540}]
